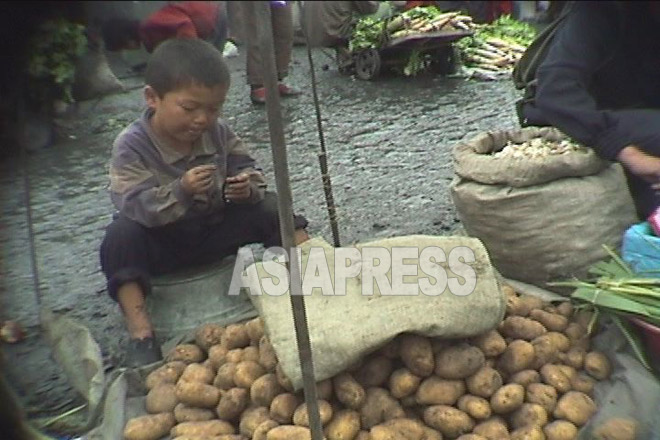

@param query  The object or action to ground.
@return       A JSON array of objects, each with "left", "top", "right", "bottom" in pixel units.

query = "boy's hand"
[
  {"left": 224, "top": 172, "right": 252, "bottom": 201},
  {"left": 181, "top": 165, "right": 217, "bottom": 194}
]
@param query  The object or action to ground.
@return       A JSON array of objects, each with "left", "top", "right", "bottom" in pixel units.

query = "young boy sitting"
[{"left": 99, "top": 38, "right": 309, "bottom": 367}]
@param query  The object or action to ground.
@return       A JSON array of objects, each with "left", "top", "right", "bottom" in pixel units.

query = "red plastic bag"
[{"left": 648, "top": 207, "right": 660, "bottom": 237}]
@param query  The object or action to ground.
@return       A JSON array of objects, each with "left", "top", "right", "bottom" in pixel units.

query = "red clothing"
[{"left": 139, "top": 1, "right": 219, "bottom": 53}]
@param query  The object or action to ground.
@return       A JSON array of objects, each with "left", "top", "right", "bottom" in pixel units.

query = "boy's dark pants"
[{"left": 100, "top": 192, "right": 305, "bottom": 301}]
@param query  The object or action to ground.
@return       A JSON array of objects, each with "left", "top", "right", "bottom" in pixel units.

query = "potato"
[
  {"left": 239, "top": 406, "right": 271, "bottom": 437},
  {"left": 259, "top": 336, "right": 278, "bottom": 371},
  {"left": 543, "top": 420, "right": 578, "bottom": 440},
  {"left": 510, "top": 403, "right": 548, "bottom": 429},
  {"left": 124, "top": 413, "right": 175, "bottom": 440},
  {"left": 316, "top": 379, "right": 334, "bottom": 401},
  {"left": 466, "top": 366, "right": 503, "bottom": 398},
  {"left": 186, "top": 434, "right": 241, "bottom": 440},
  {"left": 325, "top": 409, "right": 361, "bottom": 440},
  {"left": 333, "top": 372, "right": 366, "bottom": 410},
  {"left": 266, "top": 426, "right": 311, "bottom": 440},
  {"left": 245, "top": 317, "right": 265, "bottom": 345},
  {"left": 530, "top": 334, "right": 560, "bottom": 369},
  {"left": 253, "top": 420, "right": 279, "bottom": 440},
  {"left": 223, "top": 323, "right": 250, "bottom": 349},
  {"left": 553, "top": 391, "right": 596, "bottom": 426},
  {"left": 507, "top": 294, "right": 544, "bottom": 317},
  {"left": 171, "top": 420, "right": 235, "bottom": 437},
  {"left": 510, "top": 425, "right": 544, "bottom": 440},
  {"left": 194, "top": 324, "right": 224, "bottom": 351},
  {"left": 251, "top": 373, "right": 284, "bottom": 407},
  {"left": 506, "top": 292, "right": 524, "bottom": 317},
  {"left": 456, "top": 435, "right": 488, "bottom": 440},
  {"left": 179, "top": 363, "right": 215, "bottom": 384},
  {"left": 555, "top": 301, "right": 574, "bottom": 318},
  {"left": 360, "top": 388, "right": 405, "bottom": 429},
  {"left": 435, "top": 343, "right": 485, "bottom": 380},
  {"left": 379, "top": 418, "right": 442, "bottom": 440},
  {"left": 146, "top": 361, "right": 186, "bottom": 390},
  {"left": 423, "top": 405, "right": 474, "bottom": 438},
  {"left": 558, "top": 348, "right": 585, "bottom": 370},
  {"left": 540, "top": 364, "right": 571, "bottom": 393},
  {"left": 208, "top": 344, "right": 229, "bottom": 369},
  {"left": 389, "top": 368, "right": 421, "bottom": 399},
  {"left": 276, "top": 364, "right": 294, "bottom": 392},
  {"left": 555, "top": 365, "right": 576, "bottom": 381},
  {"left": 472, "top": 330, "right": 507, "bottom": 357},
  {"left": 369, "top": 425, "right": 397, "bottom": 440},
  {"left": 564, "top": 323, "right": 586, "bottom": 343},
  {"left": 499, "top": 317, "right": 547, "bottom": 341},
  {"left": 526, "top": 382, "right": 557, "bottom": 414},
  {"left": 457, "top": 395, "right": 491, "bottom": 420},
  {"left": 584, "top": 351, "right": 611, "bottom": 380},
  {"left": 399, "top": 334, "right": 435, "bottom": 377},
  {"left": 214, "top": 362, "right": 237, "bottom": 389},
  {"left": 174, "top": 403, "right": 216, "bottom": 423},
  {"left": 490, "top": 383, "right": 524, "bottom": 414},
  {"left": 356, "top": 355, "right": 394, "bottom": 388},
  {"left": 167, "top": 344, "right": 205, "bottom": 364},
  {"left": 175, "top": 380, "right": 220, "bottom": 408},
  {"left": 592, "top": 417, "right": 638, "bottom": 440},
  {"left": 545, "top": 332, "right": 571, "bottom": 352},
  {"left": 270, "top": 392, "right": 300, "bottom": 424},
  {"left": 226, "top": 348, "right": 245, "bottom": 364},
  {"left": 498, "top": 340, "right": 535, "bottom": 374},
  {"left": 234, "top": 360, "right": 266, "bottom": 388},
  {"left": 293, "top": 400, "right": 333, "bottom": 427},
  {"left": 570, "top": 373, "right": 595, "bottom": 395},
  {"left": 530, "top": 309, "right": 568, "bottom": 332},
  {"left": 243, "top": 346, "right": 260, "bottom": 363},
  {"left": 472, "top": 417, "right": 510, "bottom": 440},
  {"left": 415, "top": 377, "right": 465, "bottom": 406},
  {"left": 216, "top": 387, "right": 249, "bottom": 421},
  {"left": 378, "top": 338, "right": 400, "bottom": 359},
  {"left": 508, "top": 370, "right": 540, "bottom": 387},
  {"left": 145, "top": 383, "right": 178, "bottom": 414}
]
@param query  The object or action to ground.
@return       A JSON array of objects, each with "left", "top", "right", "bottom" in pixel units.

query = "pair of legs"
[
  {"left": 100, "top": 193, "right": 309, "bottom": 343},
  {"left": 240, "top": 2, "right": 301, "bottom": 104}
]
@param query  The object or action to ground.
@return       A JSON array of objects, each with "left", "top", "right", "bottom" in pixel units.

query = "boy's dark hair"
[
  {"left": 101, "top": 18, "right": 140, "bottom": 51},
  {"left": 145, "top": 38, "right": 230, "bottom": 97}
]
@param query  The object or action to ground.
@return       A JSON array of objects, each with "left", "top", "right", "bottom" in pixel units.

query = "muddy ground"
[{"left": 0, "top": 45, "right": 520, "bottom": 430}]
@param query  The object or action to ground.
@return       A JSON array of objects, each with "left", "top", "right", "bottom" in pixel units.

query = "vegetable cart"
[{"left": 344, "top": 28, "right": 474, "bottom": 80}]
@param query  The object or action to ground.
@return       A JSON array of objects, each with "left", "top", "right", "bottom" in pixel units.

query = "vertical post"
[{"left": 248, "top": 2, "right": 324, "bottom": 439}]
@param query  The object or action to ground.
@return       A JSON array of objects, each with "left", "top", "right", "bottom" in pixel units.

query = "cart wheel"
[
  {"left": 336, "top": 47, "right": 354, "bottom": 75},
  {"left": 431, "top": 46, "right": 459, "bottom": 75},
  {"left": 355, "top": 49, "right": 381, "bottom": 80}
]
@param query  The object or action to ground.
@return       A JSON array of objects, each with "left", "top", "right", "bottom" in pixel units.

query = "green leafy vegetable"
[{"left": 27, "top": 18, "right": 88, "bottom": 104}]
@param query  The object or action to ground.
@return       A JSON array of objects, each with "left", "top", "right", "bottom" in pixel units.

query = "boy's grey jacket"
[{"left": 109, "top": 109, "right": 267, "bottom": 227}]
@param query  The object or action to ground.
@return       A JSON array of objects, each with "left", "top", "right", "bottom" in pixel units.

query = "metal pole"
[
  {"left": 249, "top": 2, "right": 324, "bottom": 439},
  {"left": 297, "top": 0, "right": 342, "bottom": 247}
]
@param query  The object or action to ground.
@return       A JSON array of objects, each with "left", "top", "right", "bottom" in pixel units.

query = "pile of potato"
[{"left": 123, "top": 285, "right": 638, "bottom": 440}]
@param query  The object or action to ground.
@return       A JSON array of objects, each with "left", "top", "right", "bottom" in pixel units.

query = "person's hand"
[
  {"left": 224, "top": 172, "right": 252, "bottom": 202},
  {"left": 181, "top": 165, "right": 217, "bottom": 194},
  {"left": 617, "top": 145, "right": 660, "bottom": 189}
]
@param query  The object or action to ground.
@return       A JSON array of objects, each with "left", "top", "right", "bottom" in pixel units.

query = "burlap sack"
[
  {"left": 72, "top": 49, "right": 124, "bottom": 102},
  {"left": 450, "top": 127, "right": 637, "bottom": 289},
  {"left": 246, "top": 235, "right": 505, "bottom": 391}
]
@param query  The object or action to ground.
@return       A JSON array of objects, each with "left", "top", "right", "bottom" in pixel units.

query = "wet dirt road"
[{"left": 0, "top": 46, "right": 520, "bottom": 423}]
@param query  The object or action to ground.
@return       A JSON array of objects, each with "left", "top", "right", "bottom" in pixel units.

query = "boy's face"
[{"left": 145, "top": 82, "right": 228, "bottom": 149}]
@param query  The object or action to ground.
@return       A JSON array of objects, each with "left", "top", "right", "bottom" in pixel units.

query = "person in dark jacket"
[{"left": 519, "top": 1, "right": 660, "bottom": 219}]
